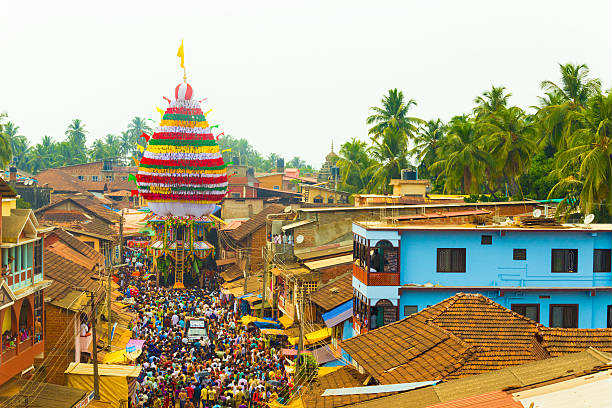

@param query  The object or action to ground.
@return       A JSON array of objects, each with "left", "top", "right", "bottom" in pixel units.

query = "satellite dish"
[
  {"left": 584, "top": 214, "right": 595, "bottom": 225},
  {"left": 532, "top": 209, "right": 542, "bottom": 218},
  {"left": 295, "top": 234, "right": 304, "bottom": 244}
]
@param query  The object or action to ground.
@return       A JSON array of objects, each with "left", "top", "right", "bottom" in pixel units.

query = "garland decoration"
[{"left": 136, "top": 82, "right": 228, "bottom": 217}]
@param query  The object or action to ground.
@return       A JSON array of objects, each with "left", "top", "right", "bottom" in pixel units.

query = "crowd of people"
[{"left": 118, "top": 269, "right": 296, "bottom": 408}]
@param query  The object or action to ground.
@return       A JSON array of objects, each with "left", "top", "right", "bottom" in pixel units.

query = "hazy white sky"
[{"left": 1, "top": 0, "right": 610, "bottom": 167}]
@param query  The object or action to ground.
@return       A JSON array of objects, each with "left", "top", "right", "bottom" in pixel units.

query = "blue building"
[{"left": 351, "top": 221, "right": 611, "bottom": 332}]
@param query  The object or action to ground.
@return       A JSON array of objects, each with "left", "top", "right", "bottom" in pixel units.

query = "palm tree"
[
  {"left": 25, "top": 136, "right": 56, "bottom": 173},
  {"left": 0, "top": 114, "right": 13, "bottom": 168},
  {"left": 366, "top": 126, "right": 410, "bottom": 193},
  {"left": 366, "top": 89, "right": 423, "bottom": 138},
  {"left": 411, "top": 119, "right": 446, "bottom": 178},
  {"left": 429, "top": 116, "right": 489, "bottom": 194},
  {"left": 549, "top": 90, "right": 612, "bottom": 215},
  {"left": 65, "top": 119, "right": 88, "bottom": 164},
  {"left": 337, "top": 138, "right": 371, "bottom": 193},
  {"left": 2, "top": 121, "right": 29, "bottom": 168},
  {"left": 124, "top": 116, "right": 153, "bottom": 156},
  {"left": 477, "top": 107, "right": 535, "bottom": 196},
  {"left": 473, "top": 86, "right": 511, "bottom": 118},
  {"left": 536, "top": 63, "right": 601, "bottom": 150}
]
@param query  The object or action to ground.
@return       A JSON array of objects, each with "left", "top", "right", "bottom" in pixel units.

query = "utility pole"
[
  {"left": 107, "top": 266, "right": 112, "bottom": 351},
  {"left": 298, "top": 287, "right": 304, "bottom": 356},
  {"left": 119, "top": 210, "right": 125, "bottom": 263},
  {"left": 260, "top": 247, "right": 267, "bottom": 318},
  {"left": 90, "top": 291, "right": 100, "bottom": 400}
]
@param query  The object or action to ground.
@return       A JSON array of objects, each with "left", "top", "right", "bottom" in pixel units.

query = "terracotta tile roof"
[
  {"left": 425, "top": 391, "right": 523, "bottom": 408},
  {"left": 46, "top": 228, "right": 105, "bottom": 265},
  {"left": 44, "top": 248, "right": 101, "bottom": 301},
  {"left": 301, "top": 365, "right": 391, "bottom": 408},
  {"left": 36, "top": 168, "right": 90, "bottom": 194},
  {"left": 226, "top": 204, "right": 286, "bottom": 241},
  {"left": 65, "top": 218, "right": 118, "bottom": 241},
  {"left": 36, "top": 196, "right": 121, "bottom": 224},
  {"left": 220, "top": 264, "right": 243, "bottom": 282},
  {"left": 310, "top": 272, "right": 353, "bottom": 311},
  {"left": 342, "top": 293, "right": 611, "bottom": 385},
  {"left": 349, "top": 348, "right": 612, "bottom": 408},
  {"left": 539, "top": 328, "right": 612, "bottom": 356}
]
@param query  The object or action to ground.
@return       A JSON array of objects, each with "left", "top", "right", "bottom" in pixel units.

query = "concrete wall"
[
  {"left": 398, "top": 288, "right": 611, "bottom": 329},
  {"left": 398, "top": 229, "right": 612, "bottom": 288},
  {"left": 44, "top": 303, "right": 76, "bottom": 385},
  {"left": 292, "top": 202, "right": 540, "bottom": 251},
  {"left": 221, "top": 199, "right": 264, "bottom": 220}
]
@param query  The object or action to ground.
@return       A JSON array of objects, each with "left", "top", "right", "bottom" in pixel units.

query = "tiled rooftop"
[
  {"left": 309, "top": 272, "right": 353, "bottom": 311},
  {"left": 342, "top": 293, "right": 611, "bottom": 385},
  {"left": 226, "top": 204, "right": 286, "bottom": 242}
]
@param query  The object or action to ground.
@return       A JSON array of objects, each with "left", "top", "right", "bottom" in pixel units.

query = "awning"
[
  {"left": 288, "top": 327, "right": 332, "bottom": 346},
  {"left": 322, "top": 300, "right": 353, "bottom": 328},
  {"left": 279, "top": 314, "right": 294, "bottom": 329},
  {"left": 240, "top": 315, "right": 277, "bottom": 326},
  {"left": 260, "top": 328, "right": 286, "bottom": 336},
  {"left": 310, "top": 344, "right": 340, "bottom": 365},
  {"left": 281, "top": 348, "right": 298, "bottom": 357},
  {"left": 281, "top": 219, "right": 316, "bottom": 232}
]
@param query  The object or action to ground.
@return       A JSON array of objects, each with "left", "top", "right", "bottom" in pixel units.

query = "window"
[
  {"left": 231, "top": 193, "right": 241, "bottom": 198},
  {"left": 328, "top": 197, "right": 334, "bottom": 203},
  {"left": 313, "top": 195, "right": 323, "bottom": 204},
  {"left": 437, "top": 248, "right": 466, "bottom": 272},
  {"left": 481, "top": 235, "right": 492, "bottom": 245},
  {"left": 77, "top": 175, "right": 84, "bottom": 181},
  {"left": 593, "top": 249, "right": 611, "bottom": 272},
  {"left": 513, "top": 248, "right": 527, "bottom": 260},
  {"left": 551, "top": 249, "right": 578, "bottom": 273},
  {"left": 608, "top": 306, "right": 612, "bottom": 328},
  {"left": 511, "top": 304, "right": 539, "bottom": 322},
  {"left": 105, "top": 175, "right": 113, "bottom": 181},
  {"left": 550, "top": 304, "right": 578, "bottom": 328},
  {"left": 33, "top": 239, "right": 42, "bottom": 277},
  {"left": 404, "top": 305, "right": 418, "bottom": 317},
  {"left": 92, "top": 175, "right": 99, "bottom": 182},
  {"left": 273, "top": 185, "right": 279, "bottom": 190},
  {"left": 121, "top": 176, "right": 127, "bottom": 181}
]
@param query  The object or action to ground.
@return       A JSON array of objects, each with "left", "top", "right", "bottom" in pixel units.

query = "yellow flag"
[
  {"left": 137, "top": 144, "right": 145, "bottom": 153},
  {"left": 177, "top": 40, "right": 185, "bottom": 68},
  {"left": 156, "top": 107, "right": 165, "bottom": 119},
  {"left": 222, "top": 148, "right": 232, "bottom": 153}
]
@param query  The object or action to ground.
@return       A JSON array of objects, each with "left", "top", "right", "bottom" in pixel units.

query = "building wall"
[
  {"left": 0, "top": 293, "right": 44, "bottom": 386},
  {"left": 249, "top": 227, "right": 266, "bottom": 272},
  {"left": 44, "top": 303, "right": 76, "bottom": 385},
  {"left": 398, "top": 288, "right": 611, "bottom": 329},
  {"left": 293, "top": 202, "right": 540, "bottom": 251},
  {"left": 221, "top": 199, "right": 264, "bottom": 219},
  {"left": 318, "top": 263, "right": 352, "bottom": 284},
  {"left": 398, "top": 229, "right": 612, "bottom": 288},
  {"left": 257, "top": 174, "right": 284, "bottom": 190}
]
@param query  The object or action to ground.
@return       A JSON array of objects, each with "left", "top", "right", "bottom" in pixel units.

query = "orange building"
[{"left": 0, "top": 180, "right": 51, "bottom": 386}]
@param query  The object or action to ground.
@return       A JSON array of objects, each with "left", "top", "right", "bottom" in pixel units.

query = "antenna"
[
  {"left": 532, "top": 209, "right": 542, "bottom": 218},
  {"left": 584, "top": 214, "right": 595, "bottom": 225}
]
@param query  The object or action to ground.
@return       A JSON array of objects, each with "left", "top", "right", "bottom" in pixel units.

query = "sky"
[{"left": 1, "top": 0, "right": 610, "bottom": 168}]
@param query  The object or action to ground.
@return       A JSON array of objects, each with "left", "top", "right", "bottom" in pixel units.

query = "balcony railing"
[{"left": 353, "top": 263, "right": 400, "bottom": 286}]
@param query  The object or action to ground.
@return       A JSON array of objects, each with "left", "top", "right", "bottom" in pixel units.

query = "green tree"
[
  {"left": 0, "top": 114, "right": 14, "bottom": 168},
  {"left": 366, "top": 126, "right": 411, "bottom": 193},
  {"left": 412, "top": 119, "right": 446, "bottom": 179},
  {"left": 473, "top": 86, "right": 511, "bottom": 118},
  {"left": 536, "top": 63, "right": 601, "bottom": 150},
  {"left": 477, "top": 107, "right": 535, "bottom": 196},
  {"left": 430, "top": 116, "right": 488, "bottom": 194},
  {"left": 337, "top": 138, "right": 371, "bottom": 193},
  {"left": 64, "top": 119, "right": 88, "bottom": 164},
  {"left": 366, "top": 89, "right": 423, "bottom": 138},
  {"left": 123, "top": 116, "right": 153, "bottom": 158},
  {"left": 2, "top": 121, "right": 30, "bottom": 168},
  {"left": 24, "top": 136, "right": 56, "bottom": 173},
  {"left": 549, "top": 90, "right": 612, "bottom": 216}
]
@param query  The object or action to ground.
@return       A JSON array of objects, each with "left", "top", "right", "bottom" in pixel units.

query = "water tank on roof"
[{"left": 401, "top": 169, "right": 417, "bottom": 180}]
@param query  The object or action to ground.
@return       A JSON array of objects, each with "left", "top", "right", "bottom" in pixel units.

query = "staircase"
[{"left": 174, "top": 243, "right": 185, "bottom": 288}]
